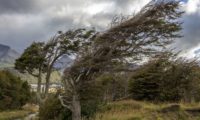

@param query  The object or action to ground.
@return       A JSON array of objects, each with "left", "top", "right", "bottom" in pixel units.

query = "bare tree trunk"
[
  {"left": 59, "top": 74, "right": 83, "bottom": 120},
  {"left": 58, "top": 93, "right": 81, "bottom": 120},
  {"left": 36, "top": 72, "right": 42, "bottom": 103},
  {"left": 72, "top": 93, "right": 81, "bottom": 120},
  {"left": 37, "top": 75, "right": 42, "bottom": 95},
  {"left": 44, "top": 68, "right": 52, "bottom": 97}
]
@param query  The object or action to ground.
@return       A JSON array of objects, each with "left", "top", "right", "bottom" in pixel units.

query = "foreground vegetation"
[
  {"left": 0, "top": 71, "right": 31, "bottom": 110},
  {"left": 0, "top": 110, "right": 30, "bottom": 120},
  {"left": 0, "top": 104, "right": 39, "bottom": 120},
  {"left": 1, "top": 0, "right": 195, "bottom": 120},
  {"left": 94, "top": 100, "right": 200, "bottom": 120}
]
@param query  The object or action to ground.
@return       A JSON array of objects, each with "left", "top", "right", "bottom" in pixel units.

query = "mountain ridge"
[{"left": 0, "top": 44, "right": 20, "bottom": 68}]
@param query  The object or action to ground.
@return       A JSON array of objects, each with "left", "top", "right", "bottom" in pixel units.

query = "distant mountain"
[
  {"left": 54, "top": 54, "right": 73, "bottom": 72},
  {"left": 0, "top": 44, "right": 69, "bottom": 84},
  {"left": 0, "top": 44, "right": 20, "bottom": 68},
  {"left": 0, "top": 43, "right": 73, "bottom": 70}
]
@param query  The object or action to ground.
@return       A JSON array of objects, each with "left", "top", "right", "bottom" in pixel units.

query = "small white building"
[{"left": 30, "top": 83, "right": 63, "bottom": 93}]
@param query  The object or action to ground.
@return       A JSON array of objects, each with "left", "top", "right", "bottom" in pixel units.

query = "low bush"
[
  {"left": 129, "top": 55, "right": 200, "bottom": 102},
  {"left": 0, "top": 70, "right": 31, "bottom": 110},
  {"left": 39, "top": 81, "right": 104, "bottom": 120},
  {"left": 39, "top": 94, "right": 71, "bottom": 120}
]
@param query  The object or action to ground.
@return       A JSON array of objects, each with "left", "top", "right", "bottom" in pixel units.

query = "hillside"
[
  {"left": 0, "top": 44, "right": 20, "bottom": 68},
  {"left": 3, "top": 67, "right": 62, "bottom": 84},
  {"left": 0, "top": 43, "right": 72, "bottom": 84},
  {"left": 94, "top": 100, "right": 200, "bottom": 120}
]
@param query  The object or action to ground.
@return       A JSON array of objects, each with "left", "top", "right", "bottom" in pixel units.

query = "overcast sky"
[{"left": 0, "top": 0, "right": 199, "bottom": 57}]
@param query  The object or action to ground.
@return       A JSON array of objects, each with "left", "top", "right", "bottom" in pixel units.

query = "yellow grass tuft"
[
  {"left": 93, "top": 100, "right": 200, "bottom": 120},
  {"left": 0, "top": 110, "right": 30, "bottom": 120}
]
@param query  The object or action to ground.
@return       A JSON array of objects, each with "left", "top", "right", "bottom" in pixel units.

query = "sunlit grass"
[
  {"left": 0, "top": 104, "right": 39, "bottom": 120},
  {"left": 0, "top": 110, "right": 30, "bottom": 120},
  {"left": 93, "top": 100, "right": 200, "bottom": 120}
]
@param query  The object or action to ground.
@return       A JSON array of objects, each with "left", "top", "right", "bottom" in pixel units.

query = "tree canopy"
[{"left": 59, "top": 1, "right": 184, "bottom": 120}]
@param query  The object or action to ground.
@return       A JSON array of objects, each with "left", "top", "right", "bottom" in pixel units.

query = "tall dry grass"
[{"left": 93, "top": 100, "right": 200, "bottom": 120}]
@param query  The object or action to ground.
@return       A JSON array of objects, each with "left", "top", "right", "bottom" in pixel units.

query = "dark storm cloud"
[
  {"left": 181, "top": 13, "right": 200, "bottom": 49},
  {"left": 106, "top": 0, "right": 133, "bottom": 7},
  {"left": 0, "top": 0, "right": 40, "bottom": 14},
  {"left": 1, "top": 0, "right": 199, "bottom": 55},
  {"left": 0, "top": 0, "right": 133, "bottom": 14},
  {"left": 0, "top": 14, "right": 75, "bottom": 52},
  {"left": 0, "top": 0, "right": 146, "bottom": 52},
  {"left": 174, "top": 0, "right": 200, "bottom": 53}
]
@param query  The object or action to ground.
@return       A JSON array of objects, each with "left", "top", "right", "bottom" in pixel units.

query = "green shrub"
[
  {"left": 39, "top": 94, "right": 102, "bottom": 120},
  {"left": 129, "top": 55, "right": 200, "bottom": 102},
  {"left": 39, "top": 80, "right": 104, "bottom": 120},
  {"left": 39, "top": 94, "right": 71, "bottom": 120},
  {"left": 0, "top": 70, "right": 31, "bottom": 110}
]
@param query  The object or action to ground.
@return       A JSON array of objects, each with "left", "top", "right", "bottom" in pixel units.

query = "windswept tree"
[
  {"left": 15, "top": 29, "right": 95, "bottom": 100},
  {"left": 59, "top": 1, "right": 184, "bottom": 120},
  {"left": 42, "top": 30, "right": 81, "bottom": 97},
  {"left": 43, "top": 29, "right": 96, "bottom": 96},
  {"left": 15, "top": 42, "right": 46, "bottom": 102}
]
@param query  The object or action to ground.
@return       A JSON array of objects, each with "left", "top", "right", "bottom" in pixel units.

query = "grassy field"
[
  {"left": 94, "top": 100, "right": 200, "bottom": 120},
  {"left": 0, "top": 110, "right": 31, "bottom": 120},
  {"left": 0, "top": 104, "right": 39, "bottom": 120}
]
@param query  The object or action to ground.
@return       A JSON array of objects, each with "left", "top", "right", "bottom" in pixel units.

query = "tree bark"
[
  {"left": 44, "top": 71, "right": 51, "bottom": 97},
  {"left": 37, "top": 75, "right": 42, "bottom": 94},
  {"left": 72, "top": 93, "right": 81, "bottom": 120},
  {"left": 44, "top": 66, "right": 53, "bottom": 97},
  {"left": 36, "top": 71, "right": 42, "bottom": 103}
]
